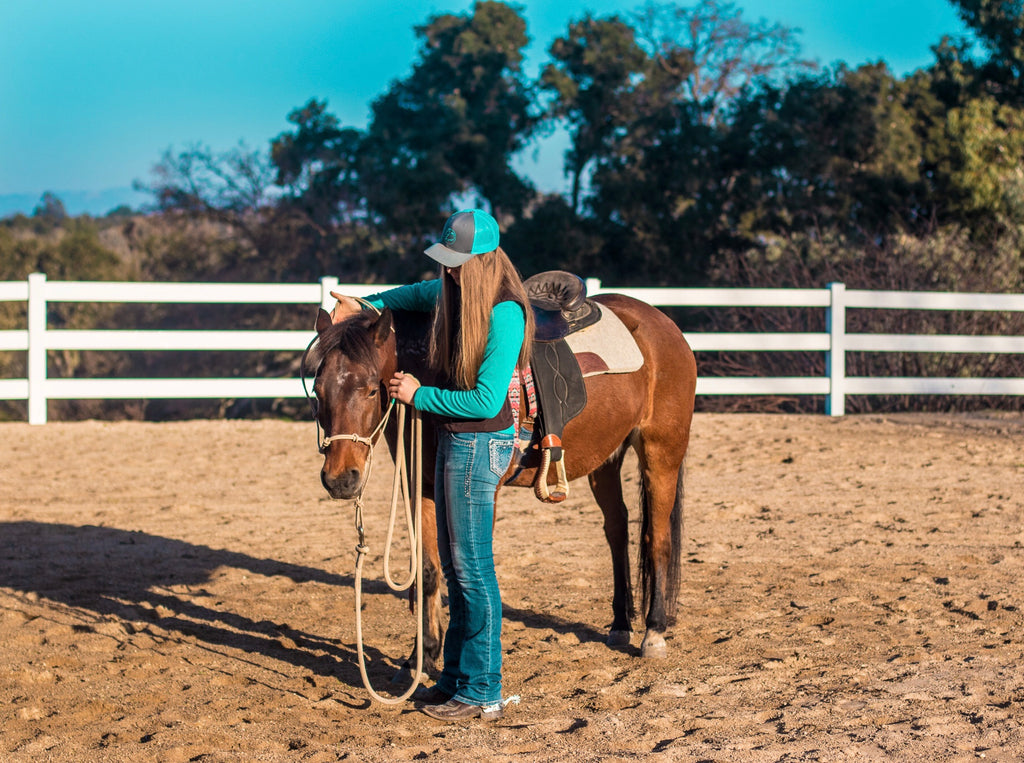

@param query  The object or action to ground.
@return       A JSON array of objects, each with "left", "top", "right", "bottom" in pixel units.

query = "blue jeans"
[{"left": 433, "top": 428, "right": 515, "bottom": 707}]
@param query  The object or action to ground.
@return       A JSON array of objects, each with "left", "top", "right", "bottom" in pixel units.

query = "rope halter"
[{"left": 319, "top": 396, "right": 395, "bottom": 453}]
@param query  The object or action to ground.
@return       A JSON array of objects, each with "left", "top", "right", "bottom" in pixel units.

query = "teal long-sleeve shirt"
[{"left": 367, "top": 279, "right": 524, "bottom": 423}]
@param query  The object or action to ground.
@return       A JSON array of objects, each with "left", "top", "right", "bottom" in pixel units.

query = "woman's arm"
[
  {"left": 329, "top": 279, "right": 442, "bottom": 323},
  {"left": 366, "top": 279, "right": 441, "bottom": 312}
]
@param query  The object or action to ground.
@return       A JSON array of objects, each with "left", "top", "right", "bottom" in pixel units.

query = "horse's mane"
[{"left": 303, "top": 311, "right": 382, "bottom": 377}]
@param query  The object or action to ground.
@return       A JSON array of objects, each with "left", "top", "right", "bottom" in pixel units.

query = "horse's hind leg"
[
  {"left": 634, "top": 438, "right": 688, "bottom": 659},
  {"left": 587, "top": 446, "right": 634, "bottom": 647}
]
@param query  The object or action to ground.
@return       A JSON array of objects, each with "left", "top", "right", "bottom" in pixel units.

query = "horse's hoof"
[
  {"left": 607, "top": 629, "right": 632, "bottom": 647},
  {"left": 640, "top": 632, "right": 667, "bottom": 658},
  {"left": 391, "top": 663, "right": 417, "bottom": 686}
]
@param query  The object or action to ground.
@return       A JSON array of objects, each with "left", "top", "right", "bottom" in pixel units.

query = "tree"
[
  {"left": 363, "top": 0, "right": 536, "bottom": 229},
  {"left": 536, "top": 1, "right": 819, "bottom": 283},
  {"left": 32, "top": 192, "right": 67, "bottom": 222},
  {"left": 503, "top": 195, "right": 610, "bottom": 278},
  {"left": 270, "top": 99, "right": 366, "bottom": 228},
  {"left": 722, "top": 64, "right": 928, "bottom": 238},
  {"left": 0, "top": 217, "right": 119, "bottom": 281},
  {"left": 539, "top": 15, "right": 655, "bottom": 215},
  {"left": 137, "top": 142, "right": 286, "bottom": 278},
  {"left": 588, "top": 95, "right": 728, "bottom": 284},
  {"left": 934, "top": 95, "right": 1024, "bottom": 225},
  {"left": 137, "top": 141, "right": 348, "bottom": 281},
  {"left": 140, "top": 141, "right": 275, "bottom": 218},
  {"left": 926, "top": 35, "right": 982, "bottom": 109},
  {"left": 632, "top": 0, "right": 816, "bottom": 126},
  {"left": 949, "top": 0, "right": 1024, "bottom": 103}
]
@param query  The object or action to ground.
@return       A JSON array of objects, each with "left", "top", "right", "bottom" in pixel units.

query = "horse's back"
[
  {"left": 593, "top": 293, "right": 696, "bottom": 378},
  {"left": 590, "top": 293, "right": 696, "bottom": 409}
]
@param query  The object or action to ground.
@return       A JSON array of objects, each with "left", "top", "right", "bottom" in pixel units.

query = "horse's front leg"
[
  {"left": 419, "top": 491, "right": 444, "bottom": 672},
  {"left": 397, "top": 490, "right": 444, "bottom": 681}
]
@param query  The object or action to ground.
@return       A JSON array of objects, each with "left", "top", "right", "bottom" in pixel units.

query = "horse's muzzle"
[{"left": 321, "top": 468, "right": 363, "bottom": 499}]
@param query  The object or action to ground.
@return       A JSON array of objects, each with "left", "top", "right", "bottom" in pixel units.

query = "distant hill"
[{"left": 0, "top": 188, "right": 151, "bottom": 219}]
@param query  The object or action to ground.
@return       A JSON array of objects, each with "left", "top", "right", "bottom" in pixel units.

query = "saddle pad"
[{"left": 564, "top": 304, "right": 644, "bottom": 377}]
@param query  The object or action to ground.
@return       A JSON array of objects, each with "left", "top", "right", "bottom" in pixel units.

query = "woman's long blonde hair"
[{"left": 430, "top": 246, "right": 535, "bottom": 390}]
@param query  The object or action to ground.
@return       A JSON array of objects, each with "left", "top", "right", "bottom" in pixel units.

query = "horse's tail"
[{"left": 638, "top": 460, "right": 685, "bottom": 626}]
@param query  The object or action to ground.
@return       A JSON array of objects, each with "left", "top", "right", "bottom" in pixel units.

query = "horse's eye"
[{"left": 367, "top": 387, "right": 378, "bottom": 398}]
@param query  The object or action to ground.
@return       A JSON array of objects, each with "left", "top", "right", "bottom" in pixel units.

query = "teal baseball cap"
[{"left": 424, "top": 209, "right": 500, "bottom": 267}]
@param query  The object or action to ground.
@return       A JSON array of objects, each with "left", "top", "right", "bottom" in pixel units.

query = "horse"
[{"left": 303, "top": 291, "right": 697, "bottom": 674}]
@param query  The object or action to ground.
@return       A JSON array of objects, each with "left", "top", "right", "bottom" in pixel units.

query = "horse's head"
[{"left": 305, "top": 306, "right": 397, "bottom": 499}]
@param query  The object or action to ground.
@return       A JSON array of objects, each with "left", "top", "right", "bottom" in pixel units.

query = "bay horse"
[{"left": 304, "top": 292, "right": 696, "bottom": 674}]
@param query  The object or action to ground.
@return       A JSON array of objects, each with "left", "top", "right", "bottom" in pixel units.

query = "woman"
[{"left": 335, "top": 209, "right": 534, "bottom": 721}]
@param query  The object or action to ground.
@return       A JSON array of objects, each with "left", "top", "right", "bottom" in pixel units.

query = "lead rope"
[{"left": 353, "top": 403, "right": 424, "bottom": 704}]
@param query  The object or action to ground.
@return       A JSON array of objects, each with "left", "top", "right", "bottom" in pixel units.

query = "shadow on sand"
[
  {"left": 0, "top": 521, "right": 619, "bottom": 695},
  {"left": 0, "top": 520, "right": 414, "bottom": 699}
]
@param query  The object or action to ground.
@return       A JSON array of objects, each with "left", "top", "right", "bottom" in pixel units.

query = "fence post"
[
  {"left": 27, "top": 272, "right": 47, "bottom": 425},
  {"left": 319, "top": 276, "right": 340, "bottom": 311},
  {"left": 826, "top": 281, "right": 847, "bottom": 416}
]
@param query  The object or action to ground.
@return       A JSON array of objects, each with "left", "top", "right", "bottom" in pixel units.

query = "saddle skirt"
[{"left": 562, "top": 303, "right": 644, "bottom": 377}]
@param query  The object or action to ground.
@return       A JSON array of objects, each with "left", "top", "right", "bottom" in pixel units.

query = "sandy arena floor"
[{"left": 2, "top": 413, "right": 1023, "bottom": 761}]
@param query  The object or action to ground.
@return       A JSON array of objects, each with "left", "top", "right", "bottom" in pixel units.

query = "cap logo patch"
[{"left": 443, "top": 228, "right": 458, "bottom": 246}]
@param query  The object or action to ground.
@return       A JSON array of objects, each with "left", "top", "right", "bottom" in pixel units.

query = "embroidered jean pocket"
[{"left": 488, "top": 438, "right": 515, "bottom": 478}]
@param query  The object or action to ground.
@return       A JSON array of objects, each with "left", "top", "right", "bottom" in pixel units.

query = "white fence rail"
[{"left": 2, "top": 273, "right": 1023, "bottom": 424}]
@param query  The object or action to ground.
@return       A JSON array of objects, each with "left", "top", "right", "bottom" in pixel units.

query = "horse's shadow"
[
  {"left": 1, "top": 520, "right": 618, "bottom": 694},
  {"left": 499, "top": 603, "right": 614, "bottom": 650},
  {"left": 0, "top": 520, "right": 408, "bottom": 701}
]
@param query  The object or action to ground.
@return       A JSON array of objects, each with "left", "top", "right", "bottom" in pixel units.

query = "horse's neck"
[
  {"left": 393, "top": 311, "right": 434, "bottom": 382},
  {"left": 380, "top": 340, "right": 399, "bottom": 383}
]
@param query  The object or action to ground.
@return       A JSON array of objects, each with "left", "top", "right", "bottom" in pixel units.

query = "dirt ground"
[{"left": 2, "top": 412, "right": 1023, "bottom": 762}]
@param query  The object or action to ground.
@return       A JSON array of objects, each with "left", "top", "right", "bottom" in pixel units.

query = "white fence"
[{"left": 2, "top": 273, "right": 1023, "bottom": 424}]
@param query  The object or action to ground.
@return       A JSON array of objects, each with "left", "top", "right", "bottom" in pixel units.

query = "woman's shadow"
[{"left": 0, "top": 520, "right": 410, "bottom": 700}]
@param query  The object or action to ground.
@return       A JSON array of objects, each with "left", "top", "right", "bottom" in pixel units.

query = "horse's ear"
[
  {"left": 315, "top": 308, "right": 333, "bottom": 334},
  {"left": 372, "top": 308, "right": 393, "bottom": 346}
]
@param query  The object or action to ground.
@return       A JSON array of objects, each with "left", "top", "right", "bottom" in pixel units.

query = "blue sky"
[{"left": 1, "top": 1, "right": 971, "bottom": 213}]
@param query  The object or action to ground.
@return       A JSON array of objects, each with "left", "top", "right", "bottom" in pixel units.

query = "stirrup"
[{"left": 535, "top": 434, "right": 569, "bottom": 503}]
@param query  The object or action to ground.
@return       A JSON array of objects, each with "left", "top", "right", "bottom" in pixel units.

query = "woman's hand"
[
  {"left": 388, "top": 371, "right": 421, "bottom": 406},
  {"left": 329, "top": 291, "right": 364, "bottom": 324}
]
